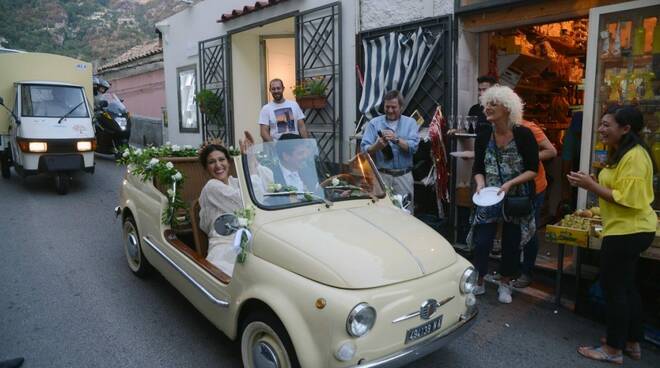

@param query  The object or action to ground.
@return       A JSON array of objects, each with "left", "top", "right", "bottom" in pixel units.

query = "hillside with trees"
[{"left": 0, "top": 0, "right": 201, "bottom": 65}]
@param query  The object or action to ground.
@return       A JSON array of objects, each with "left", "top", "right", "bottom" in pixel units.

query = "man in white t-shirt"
[{"left": 259, "top": 79, "right": 309, "bottom": 142}]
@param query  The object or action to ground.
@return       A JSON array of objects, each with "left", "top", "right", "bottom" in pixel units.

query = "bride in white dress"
[{"left": 198, "top": 132, "right": 271, "bottom": 276}]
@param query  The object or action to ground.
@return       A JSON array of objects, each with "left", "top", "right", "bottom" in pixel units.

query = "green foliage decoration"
[
  {"left": 117, "top": 143, "right": 199, "bottom": 227},
  {"left": 292, "top": 79, "right": 326, "bottom": 98}
]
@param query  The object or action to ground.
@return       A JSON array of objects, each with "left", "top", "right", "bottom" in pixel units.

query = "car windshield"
[
  {"left": 98, "top": 93, "right": 127, "bottom": 115},
  {"left": 244, "top": 139, "right": 386, "bottom": 209},
  {"left": 21, "top": 85, "right": 89, "bottom": 118}
]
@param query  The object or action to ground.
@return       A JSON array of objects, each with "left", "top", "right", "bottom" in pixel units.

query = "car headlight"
[
  {"left": 28, "top": 142, "right": 48, "bottom": 153},
  {"left": 77, "top": 140, "right": 93, "bottom": 152},
  {"left": 460, "top": 267, "right": 478, "bottom": 294},
  {"left": 346, "top": 303, "right": 376, "bottom": 337}
]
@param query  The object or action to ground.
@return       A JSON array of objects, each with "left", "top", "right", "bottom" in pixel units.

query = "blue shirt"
[{"left": 360, "top": 115, "right": 419, "bottom": 170}]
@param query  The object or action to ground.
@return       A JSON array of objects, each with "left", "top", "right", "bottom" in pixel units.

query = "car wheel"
[
  {"left": 1, "top": 150, "right": 10, "bottom": 179},
  {"left": 54, "top": 172, "right": 70, "bottom": 195},
  {"left": 123, "top": 216, "right": 152, "bottom": 277},
  {"left": 241, "top": 311, "right": 299, "bottom": 368}
]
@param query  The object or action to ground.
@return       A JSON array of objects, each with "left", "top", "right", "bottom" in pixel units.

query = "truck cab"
[{"left": 0, "top": 52, "right": 95, "bottom": 194}]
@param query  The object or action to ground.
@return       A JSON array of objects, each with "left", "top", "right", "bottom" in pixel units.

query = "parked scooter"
[{"left": 93, "top": 78, "right": 131, "bottom": 158}]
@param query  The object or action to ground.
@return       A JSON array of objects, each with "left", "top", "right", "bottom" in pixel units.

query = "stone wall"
[
  {"left": 360, "top": 0, "right": 453, "bottom": 31},
  {"left": 130, "top": 115, "right": 163, "bottom": 147}
]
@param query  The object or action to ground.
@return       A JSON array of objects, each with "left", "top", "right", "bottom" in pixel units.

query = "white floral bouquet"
[{"left": 118, "top": 143, "right": 199, "bottom": 227}]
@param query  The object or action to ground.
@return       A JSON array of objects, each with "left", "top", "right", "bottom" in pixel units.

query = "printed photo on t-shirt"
[{"left": 274, "top": 107, "right": 295, "bottom": 134}]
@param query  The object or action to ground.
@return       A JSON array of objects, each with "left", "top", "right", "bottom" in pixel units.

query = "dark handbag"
[{"left": 494, "top": 139, "right": 533, "bottom": 218}]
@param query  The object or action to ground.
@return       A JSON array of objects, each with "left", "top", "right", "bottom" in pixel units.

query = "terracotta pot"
[{"left": 296, "top": 95, "right": 327, "bottom": 109}]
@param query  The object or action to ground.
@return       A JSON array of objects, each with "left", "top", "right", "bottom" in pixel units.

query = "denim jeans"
[
  {"left": 473, "top": 221, "right": 522, "bottom": 279},
  {"left": 520, "top": 191, "right": 545, "bottom": 277}
]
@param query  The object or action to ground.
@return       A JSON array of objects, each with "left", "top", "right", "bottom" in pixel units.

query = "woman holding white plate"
[{"left": 468, "top": 86, "right": 538, "bottom": 304}]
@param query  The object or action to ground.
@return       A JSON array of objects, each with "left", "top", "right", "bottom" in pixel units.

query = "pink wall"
[{"left": 107, "top": 69, "right": 165, "bottom": 119}]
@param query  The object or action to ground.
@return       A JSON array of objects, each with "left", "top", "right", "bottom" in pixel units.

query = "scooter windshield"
[
  {"left": 21, "top": 84, "right": 89, "bottom": 118},
  {"left": 98, "top": 93, "right": 127, "bottom": 116}
]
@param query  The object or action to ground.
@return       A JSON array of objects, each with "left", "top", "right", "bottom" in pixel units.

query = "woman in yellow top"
[{"left": 568, "top": 105, "right": 656, "bottom": 365}]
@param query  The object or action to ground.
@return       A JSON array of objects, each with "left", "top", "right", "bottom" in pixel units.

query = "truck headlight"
[
  {"left": 346, "top": 303, "right": 376, "bottom": 337},
  {"left": 460, "top": 267, "right": 478, "bottom": 295},
  {"left": 28, "top": 142, "right": 48, "bottom": 153},
  {"left": 77, "top": 140, "right": 93, "bottom": 152}
]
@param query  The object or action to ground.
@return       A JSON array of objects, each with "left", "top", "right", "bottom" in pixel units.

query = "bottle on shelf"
[
  {"left": 653, "top": 19, "right": 660, "bottom": 54},
  {"left": 632, "top": 18, "right": 646, "bottom": 56},
  {"left": 594, "top": 138, "right": 608, "bottom": 168}
]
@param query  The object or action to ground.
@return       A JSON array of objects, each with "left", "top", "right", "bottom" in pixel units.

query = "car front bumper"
[{"left": 349, "top": 307, "right": 478, "bottom": 368}]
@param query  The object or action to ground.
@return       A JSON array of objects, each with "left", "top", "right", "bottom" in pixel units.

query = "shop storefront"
[{"left": 454, "top": 0, "right": 659, "bottom": 334}]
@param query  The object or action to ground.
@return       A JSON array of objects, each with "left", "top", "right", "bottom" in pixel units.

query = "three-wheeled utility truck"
[{"left": 0, "top": 52, "right": 96, "bottom": 194}]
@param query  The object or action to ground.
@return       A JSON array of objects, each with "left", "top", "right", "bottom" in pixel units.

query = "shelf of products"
[{"left": 588, "top": 7, "right": 660, "bottom": 203}]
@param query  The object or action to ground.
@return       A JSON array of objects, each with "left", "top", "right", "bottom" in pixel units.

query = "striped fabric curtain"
[{"left": 359, "top": 27, "right": 441, "bottom": 119}]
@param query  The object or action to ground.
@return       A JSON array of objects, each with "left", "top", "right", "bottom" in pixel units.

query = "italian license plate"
[{"left": 405, "top": 316, "right": 442, "bottom": 344}]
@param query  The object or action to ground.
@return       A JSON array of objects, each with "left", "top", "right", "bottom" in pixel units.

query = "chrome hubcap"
[
  {"left": 252, "top": 341, "right": 279, "bottom": 368},
  {"left": 127, "top": 233, "right": 139, "bottom": 260},
  {"left": 123, "top": 222, "right": 140, "bottom": 269}
]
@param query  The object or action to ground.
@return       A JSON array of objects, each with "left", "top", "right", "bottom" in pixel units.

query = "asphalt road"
[{"left": 1, "top": 158, "right": 659, "bottom": 367}]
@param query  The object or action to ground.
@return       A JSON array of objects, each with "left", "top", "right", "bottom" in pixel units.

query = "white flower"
[
  {"left": 331, "top": 177, "right": 340, "bottom": 186},
  {"left": 184, "top": 144, "right": 192, "bottom": 150},
  {"left": 122, "top": 150, "right": 129, "bottom": 158},
  {"left": 147, "top": 158, "right": 159, "bottom": 167},
  {"left": 237, "top": 217, "right": 248, "bottom": 227},
  {"left": 167, "top": 188, "right": 174, "bottom": 197},
  {"left": 274, "top": 183, "right": 282, "bottom": 191},
  {"left": 171, "top": 145, "right": 181, "bottom": 152},
  {"left": 135, "top": 148, "right": 143, "bottom": 155},
  {"left": 392, "top": 194, "right": 403, "bottom": 207},
  {"left": 166, "top": 161, "right": 174, "bottom": 169},
  {"left": 172, "top": 172, "right": 183, "bottom": 181},
  {"left": 165, "top": 141, "right": 171, "bottom": 146}
]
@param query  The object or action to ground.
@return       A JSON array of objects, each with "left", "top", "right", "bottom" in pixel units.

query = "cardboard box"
[{"left": 545, "top": 224, "right": 589, "bottom": 248}]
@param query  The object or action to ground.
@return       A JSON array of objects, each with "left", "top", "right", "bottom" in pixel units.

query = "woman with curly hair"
[
  {"left": 469, "top": 85, "right": 538, "bottom": 304},
  {"left": 569, "top": 106, "right": 655, "bottom": 364}
]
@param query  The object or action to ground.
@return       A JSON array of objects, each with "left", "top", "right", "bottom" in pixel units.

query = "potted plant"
[
  {"left": 195, "top": 89, "right": 222, "bottom": 117},
  {"left": 293, "top": 79, "right": 327, "bottom": 109}
]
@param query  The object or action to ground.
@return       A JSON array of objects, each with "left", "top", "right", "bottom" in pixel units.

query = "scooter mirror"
[
  {"left": 214, "top": 213, "right": 239, "bottom": 236},
  {"left": 99, "top": 100, "right": 109, "bottom": 108}
]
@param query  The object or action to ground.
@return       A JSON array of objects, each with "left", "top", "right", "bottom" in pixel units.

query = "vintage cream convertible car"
[{"left": 116, "top": 139, "right": 478, "bottom": 368}]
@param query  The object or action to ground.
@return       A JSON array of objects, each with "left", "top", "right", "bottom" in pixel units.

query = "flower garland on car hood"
[{"left": 118, "top": 143, "right": 198, "bottom": 227}]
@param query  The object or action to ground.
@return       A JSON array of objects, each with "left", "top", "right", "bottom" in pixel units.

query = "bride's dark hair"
[{"left": 199, "top": 144, "right": 230, "bottom": 168}]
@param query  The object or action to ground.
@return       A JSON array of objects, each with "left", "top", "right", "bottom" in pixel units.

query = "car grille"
[{"left": 47, "top": 140, "right": 77, "bottom": 153}]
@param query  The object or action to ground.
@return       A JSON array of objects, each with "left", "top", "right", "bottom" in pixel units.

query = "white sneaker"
[
  {"left": 474, "top": 283, "right": 486, "bottom": 295},
  {"left": 497, "top": 284, "right": 512, "bottom": 304},
  {"left": 484, "top": 273, "right": 502, "bottom": 282}
]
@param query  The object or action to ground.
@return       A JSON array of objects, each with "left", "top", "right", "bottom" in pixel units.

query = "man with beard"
[
  {"left": 259, "top": 79, "right": 309, "bottom": 142},
  {"left": 360, "top": 90, "right": 419, "bottom": 210}
]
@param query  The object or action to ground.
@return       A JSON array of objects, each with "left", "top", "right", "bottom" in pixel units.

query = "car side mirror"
[{"left": 214, "top": 213, "right": 239, "bottom": 236}]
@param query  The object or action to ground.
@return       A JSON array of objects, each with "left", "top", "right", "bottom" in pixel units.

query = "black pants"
[
  {"left": 601, "top": 232, "right": 653, "bottom": 349},
  {"left": 473, "top": 221, "right": 521, "bottom": 278}
]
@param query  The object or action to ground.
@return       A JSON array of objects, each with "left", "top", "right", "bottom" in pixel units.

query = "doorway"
[{"left": 262, "top": 36, "right": 296, "bottom": 103}]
